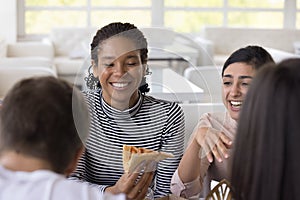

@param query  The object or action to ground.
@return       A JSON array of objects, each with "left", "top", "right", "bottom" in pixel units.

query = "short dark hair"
[
  {"left": 222, "top": 45, "right": 275, "bottom": 76},
  {"left": 87, "top": 22, "right": 150, "bottom": 93},
  {"left": 230, "top": 58, "right": 300, "bottom": 199},
  {"left": 0, "top": 76, "right": 89, "bottom": 173}
]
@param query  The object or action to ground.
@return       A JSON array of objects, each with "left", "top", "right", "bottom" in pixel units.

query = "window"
[
  {"left": 18, "top": 0, "right": 298, "bottom": 40},
  {"left": 297, "top": 0, "right": 300, "bottom": 28},
  {"left": 20, "top": 0, "right": 151, "bottom": 39}
]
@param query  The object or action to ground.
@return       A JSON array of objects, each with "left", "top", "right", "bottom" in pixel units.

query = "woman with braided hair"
[{"left": 69, "top": 22, "right": 185, "bottom": 199}]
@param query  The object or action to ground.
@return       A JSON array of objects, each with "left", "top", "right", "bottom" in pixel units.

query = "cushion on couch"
[
  {"left": 49, "top": 27, "right": 96, "bottom": 58},
  {"left": 7, "top": 42, "right": 54, "bottom": 59}
]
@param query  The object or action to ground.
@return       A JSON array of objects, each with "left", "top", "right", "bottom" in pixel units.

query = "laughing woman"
[
  {"left": 69, "top": 22, "right": 185, "bottom": 199},
  {"left": 171, "top": 45, "right": 274, "bottom": 199}
]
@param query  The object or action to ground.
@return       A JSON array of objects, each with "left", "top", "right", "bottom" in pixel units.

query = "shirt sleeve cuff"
[{"left": 170, "top": 169, "right": 201, "bottom": 198}]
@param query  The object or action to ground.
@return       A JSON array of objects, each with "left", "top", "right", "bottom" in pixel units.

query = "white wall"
[{"left": 0, "top": 0, "right": 17, "bottom": 43}]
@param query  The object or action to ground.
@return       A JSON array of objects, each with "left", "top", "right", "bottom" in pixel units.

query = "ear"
[
  {"left": 91, "top": 60, "right": 99, "bottom": 77},
  {"left": 64, "top": 146, "right": 85, "bottom": 176}
]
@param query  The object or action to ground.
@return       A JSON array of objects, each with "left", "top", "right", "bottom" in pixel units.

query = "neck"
[
  {"left": 104, "top": 91, "right": 140, "bottom": 111},
  {"left": 0, "top": 151, "right": 52, "bottom": 172}
]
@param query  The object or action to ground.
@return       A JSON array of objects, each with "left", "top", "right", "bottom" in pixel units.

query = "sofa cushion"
[
  {"left": 54, "top": 56, "right": 89, "bottom": 75},
  {"left": 0, "top": 57, "right": 56, "bottom": 74},
  {"left": 7, "top": 42, "right": 54, "bottom": 59},
  {"left": 50, "top": 27, "right": 96, "bottom": 57}
]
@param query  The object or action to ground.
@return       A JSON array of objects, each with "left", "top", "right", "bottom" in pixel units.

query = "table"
[{"left": 147, "top": 67, "right": 203, "bottom": 103}]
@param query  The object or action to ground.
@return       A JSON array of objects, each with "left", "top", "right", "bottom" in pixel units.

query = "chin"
[{"left": 230, "top": 113, "right": 239, "bottom": 121}]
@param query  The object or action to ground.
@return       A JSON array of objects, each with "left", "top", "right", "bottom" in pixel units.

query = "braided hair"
[{"left": 86, "top": 22, "right": 150, "bottom": 93}]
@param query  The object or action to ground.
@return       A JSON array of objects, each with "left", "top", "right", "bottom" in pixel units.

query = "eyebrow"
[
  {"left": 223, "top": 74, "right": 253, "bottom": 79},
  {"left": 100, "top": 55, "right": 139, "bottom": 61}
]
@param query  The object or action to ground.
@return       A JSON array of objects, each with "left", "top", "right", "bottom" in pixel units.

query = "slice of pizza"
[{"left": 123, "top": 145, "right": 174, "bottom": 173}]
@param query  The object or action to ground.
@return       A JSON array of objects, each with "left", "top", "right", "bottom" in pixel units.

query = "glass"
[
  {"left": 165, "top": 0, "right": 222, "bottom": 7},
  {"left": 165, "top": 11, "right": 223, "bottom": 33},
  {"left": 297, "top": 13, "right": 300, "bottom": 29},
  {"left": 91, "top": 0, "right": 150, "bottom": 7},
  {"left": 229, "top": 0, "right": 284, "bottom": 8},
  {"left": 91, "top": 11, "right": 151, "bottom": 29},
  {"left": 25, "top": 11, "right": 87, "bottom": 34},
  {"left": 26, "top": 0, "right": 85, "bottom": 6},
  {"left": 228, "top": 12, "right": 283, "bottom": 28}
]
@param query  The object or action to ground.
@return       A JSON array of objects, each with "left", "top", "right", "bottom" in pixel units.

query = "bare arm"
[{"left": 177, "top": 138, "right": 203, "bottom": 183}]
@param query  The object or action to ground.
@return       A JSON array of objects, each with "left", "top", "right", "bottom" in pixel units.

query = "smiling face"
[
  {"left": 92, "top": 36, "right": 145, "bottom": 110},
  {"left": 222, "top": 62, "right": 255, "bottom": 121}
]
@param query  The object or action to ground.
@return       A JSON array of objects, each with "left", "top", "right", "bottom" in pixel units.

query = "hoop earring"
[
  {"left": 84, "top": 65, "right": 100, "bottom": 90},
  {"left": 145, "top": 64, "right": 152, "bottom": 75}
]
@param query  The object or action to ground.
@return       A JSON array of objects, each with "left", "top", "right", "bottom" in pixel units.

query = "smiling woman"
[
  {"left": 170, "top": 45, "right": 275, "bottom": 199},
  {"left": 69, "top": 22, "right": 185, "bottom": 200}
]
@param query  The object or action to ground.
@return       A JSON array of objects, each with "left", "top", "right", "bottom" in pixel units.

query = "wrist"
[
  {"left": 104, "top": 185, "right": 117, "bottom": 194},
  {"left": 192, "top": 136, "right": 201, "bottom": 148}
]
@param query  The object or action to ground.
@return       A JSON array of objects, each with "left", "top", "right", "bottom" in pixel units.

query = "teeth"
[
  {"left": 112, "top": 82, "right": 128, "bottom": 88},
  {"left": 231, "top": 101, "right": 242, "bottom": 106}
]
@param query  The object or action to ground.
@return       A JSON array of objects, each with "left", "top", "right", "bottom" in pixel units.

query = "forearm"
[{"left": 177, "top": 139, "right": 202, "bottom": 183}]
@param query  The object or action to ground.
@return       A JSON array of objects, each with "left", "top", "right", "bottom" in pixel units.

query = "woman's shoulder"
[
  {"left": 143, "top": 95, "right": 181, "bottom": 109},
  {"left": 142, "top": 95, "right": 183, "bottom": 117}
]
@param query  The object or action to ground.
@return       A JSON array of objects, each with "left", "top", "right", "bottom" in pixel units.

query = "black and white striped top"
[{"left": 70, "top": 90, "right": 185, "bottom": 198}]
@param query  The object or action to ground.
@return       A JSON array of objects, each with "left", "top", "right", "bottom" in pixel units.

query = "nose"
[
  {"left": 230, "top": 83, "right": 241, "bottom": 97},
  {"left": 114, "top": 62, "right": 127, "bottom": 76}
]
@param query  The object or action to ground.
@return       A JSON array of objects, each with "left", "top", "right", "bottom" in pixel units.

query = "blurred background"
[{"left": 1, "top": 0, "right": 300, "bottom": 42}]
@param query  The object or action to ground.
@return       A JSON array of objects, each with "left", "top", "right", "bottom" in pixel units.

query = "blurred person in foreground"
[
  {"left": 231, "top": 58, "right": 300, "bottom": 200},
  {"left": 0, "top": 76, "right": 124, "bottom": 200}
]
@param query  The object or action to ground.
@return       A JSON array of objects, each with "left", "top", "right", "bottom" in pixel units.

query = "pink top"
[{"left": 171, "top": 112, "right": 237, "bottom": 198}]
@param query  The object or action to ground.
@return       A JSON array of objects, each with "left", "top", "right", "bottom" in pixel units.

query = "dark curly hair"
[{"left": 86, "top": 22, "right": 150, "bottom": 93}]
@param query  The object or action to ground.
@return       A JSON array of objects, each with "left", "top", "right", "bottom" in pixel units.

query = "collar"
[{"left": 100, "top": 91, "right": 143, "bottom": 119}]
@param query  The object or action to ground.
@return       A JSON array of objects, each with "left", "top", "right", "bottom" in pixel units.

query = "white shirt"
[{"left": 0, "top": 165, "right": 125, "bottom": 200}]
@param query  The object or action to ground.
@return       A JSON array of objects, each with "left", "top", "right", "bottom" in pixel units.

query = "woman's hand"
[
  {"left": 194, "top": 127, "right": 232, "bottom": 163},
  {"left": 105, "top": 171, "right": 154, "bottom": 200}
]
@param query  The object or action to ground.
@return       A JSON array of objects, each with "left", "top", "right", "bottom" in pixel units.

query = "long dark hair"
[
  {"left": 230, "top": 58, "right": 300, "bottom": 200},
  {"left": 85, "top": 22, "right": 150, "bottom": 93}
]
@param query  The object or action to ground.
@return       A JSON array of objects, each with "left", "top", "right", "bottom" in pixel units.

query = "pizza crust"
[{"left": 123, "top": 145, "right": 174, "bottom": 173}]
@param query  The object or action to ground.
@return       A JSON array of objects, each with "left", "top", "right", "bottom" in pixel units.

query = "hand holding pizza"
[
  {"left": 106, "top": 168, "right": 154, "bottom": 200},
  {"left": 105, "top": 145, "right": 173, "bottom": 199}
]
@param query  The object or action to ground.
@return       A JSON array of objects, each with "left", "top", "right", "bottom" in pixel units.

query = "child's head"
[{"left": 0, "top": 76, "right": 89, "bottom": 173}]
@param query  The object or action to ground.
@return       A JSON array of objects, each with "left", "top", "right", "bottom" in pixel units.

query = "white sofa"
[
  {"left": 0, "top": 66, "right": 57, "bottom": 98},
  {"left": 0, "top": 40, "right": 56, "bottom": 72},
  {"left": 44, "top": 27, "right": 97, "bottom": 84},
  {"left": 0, "top": 39, "right": 57, "bottom": 98},
  {"left": 200, "top": 27, "right": 300, "bottom": 65}
]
